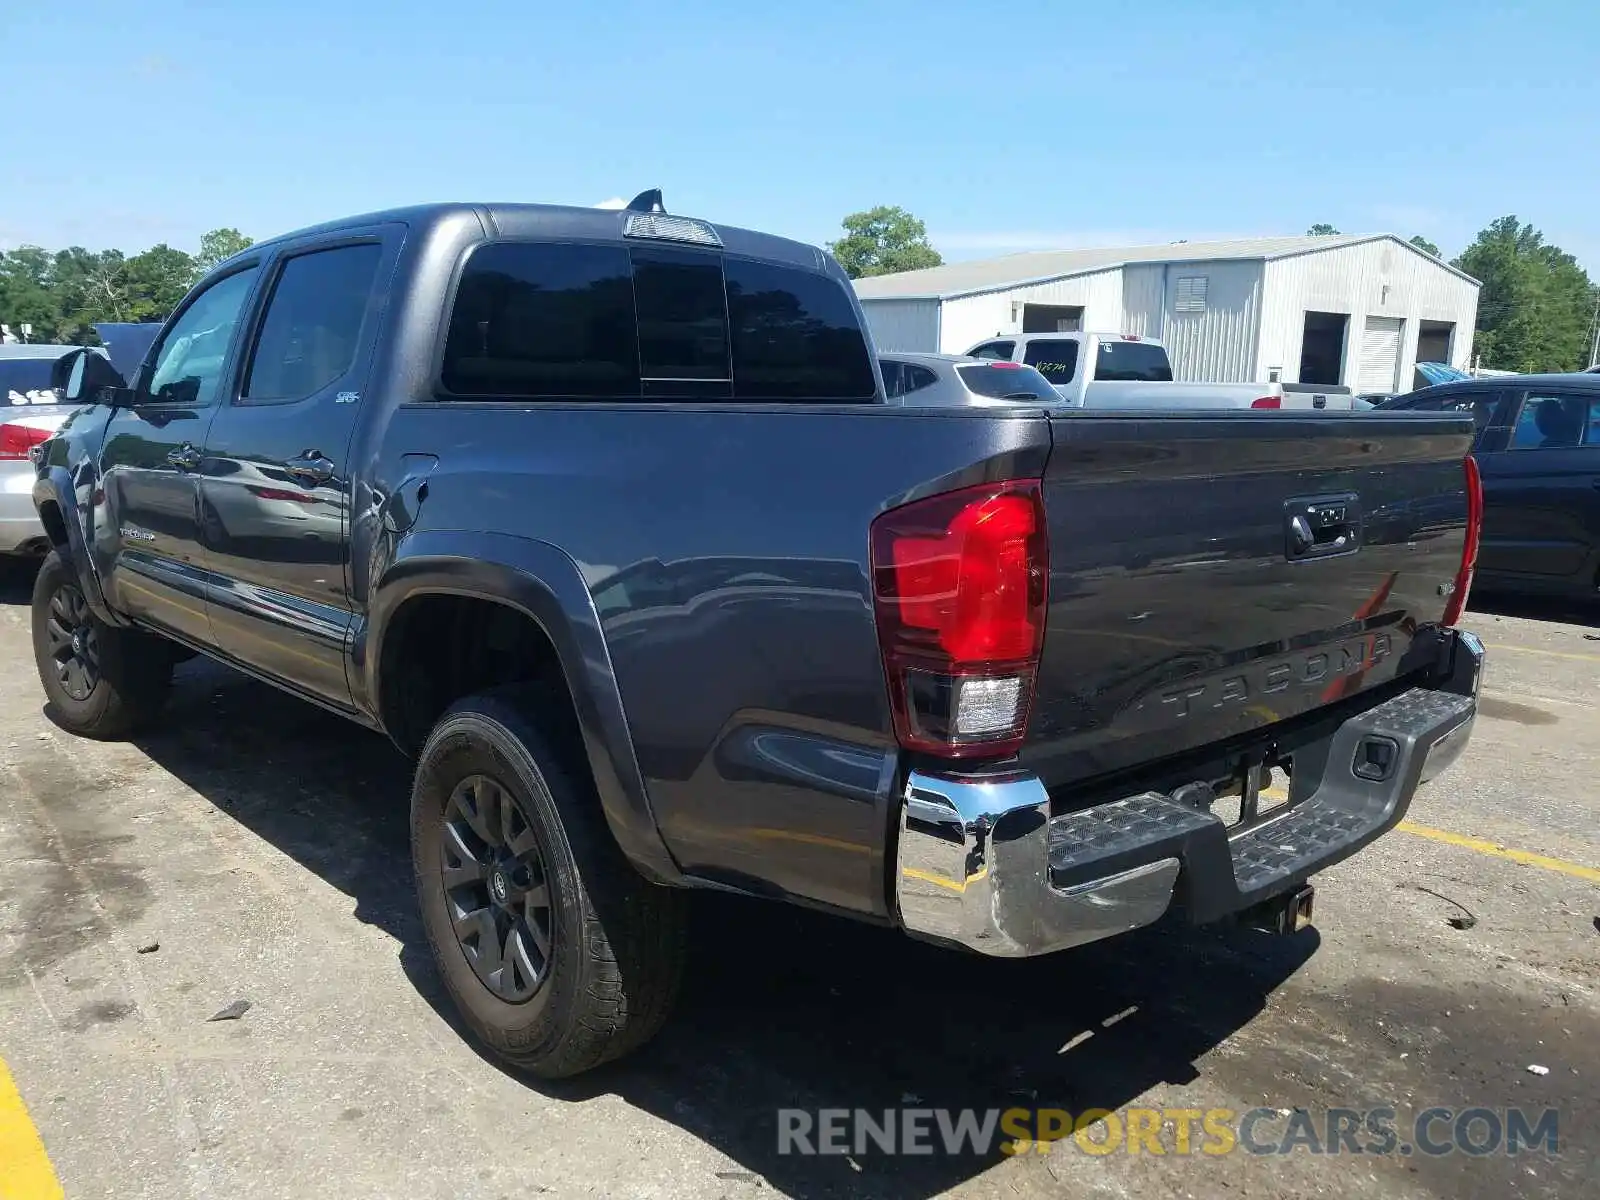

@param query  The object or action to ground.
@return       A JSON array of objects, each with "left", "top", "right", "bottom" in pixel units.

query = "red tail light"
[
  {"left": 1250, "top": 396, "right": 1282, "bottom": 409},
  {"left": 1441, "top": 455, "right": 1483, "bottom": 627},
  {"left": 870, "top": 480, "right": 1048, "bottom": 758},
  {"left": 0, "top": 423, "right": 51, "bottom": 460}
]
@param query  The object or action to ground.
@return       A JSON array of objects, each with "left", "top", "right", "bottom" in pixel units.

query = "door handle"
[
  {"left": 166, "top": 444, "right": 201, "bottom": 472},
  {"left": 284, "top": 451, "right": 336, "bottom": 487}
]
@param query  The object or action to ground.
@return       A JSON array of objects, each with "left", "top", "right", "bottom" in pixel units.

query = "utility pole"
[{"left": 1589, "top": 292, "right": 1600, "bottom": 368}]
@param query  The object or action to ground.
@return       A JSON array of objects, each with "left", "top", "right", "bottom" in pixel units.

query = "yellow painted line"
[
  {"left": 1395, "top": 821, "right": 1600, "bottom": 884},
  {"left": 1262, "top": 787, "right": 1596, "bottom": 881},
  {"left": 902, "top": 865, "right": 988, "bottom": 894},
  {"left": 1479, "top": 641, "right": 1600, "bottom": 665},
  {"left": 0, "top": 1057, "right": 64, "bottom": 1200}
]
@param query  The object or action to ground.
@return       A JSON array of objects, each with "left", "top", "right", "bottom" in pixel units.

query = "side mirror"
[{"left": 51, "top": 348, "right": 129, "bottom": 405}]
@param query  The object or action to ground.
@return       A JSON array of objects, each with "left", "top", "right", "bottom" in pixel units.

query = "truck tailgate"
[{"left": 1024, "top": 411, "right": 1474, "bottom": 787}]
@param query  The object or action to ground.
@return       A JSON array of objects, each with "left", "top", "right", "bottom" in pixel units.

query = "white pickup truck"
[{"left": 964, "top": 332, "right": 1351, "bottom": 410}]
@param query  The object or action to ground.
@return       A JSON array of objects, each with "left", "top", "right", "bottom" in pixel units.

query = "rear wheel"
[
  {"left": 31, "top": 550, "right": 173, "bottom": 739},
  {"left": 411, "top": 687, "right": 688, "bottom": 1077}
]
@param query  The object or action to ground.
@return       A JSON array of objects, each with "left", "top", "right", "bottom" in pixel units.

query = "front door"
[
  {"left": 198, "top": 233, "right": 395, "bottom": 707},
  {"left": 1476, "top": 389, "right": 1600, "bottom": 586},
  {"left": 97, "top": 264, "right": 263, "bottom": 644}
]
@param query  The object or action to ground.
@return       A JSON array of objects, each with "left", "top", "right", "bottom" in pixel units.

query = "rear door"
[
  {"left": 198, "top": 229, "right": 398, "bottom": 707},
  {"left": 1474, "top": 388, "right": 1600, "bottom": 586}
]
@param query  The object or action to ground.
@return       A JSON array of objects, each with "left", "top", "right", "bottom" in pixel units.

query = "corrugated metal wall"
[
  {"left": 1157, "top": 260, "right": 1263, "bottom": 381},
  {"left": 1257, "top": 239, "right": 1480, "bottom": 387},
  {"left": 857, "top": 299, "right": 941, "bottom": 352},
  {"left": 935, "top": 269, "right": 1123, "bottom": 352},
  {"left": 937, "top": 292, "right": 1012, "bottom": 353},
  {"left": 1121, "top": 264, "right": 1166, "bottom": 338}
]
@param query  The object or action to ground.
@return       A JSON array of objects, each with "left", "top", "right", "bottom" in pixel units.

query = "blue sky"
[{"left": 6, "top": 0, "right": 1598, "bottom": 270}]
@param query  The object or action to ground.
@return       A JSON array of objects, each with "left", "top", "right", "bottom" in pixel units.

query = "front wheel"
[
  {"left": 411, "top": 688, "right": 688, "bottom": 1077},
  {"left": 31, "top": 550, "right": 173, "bottom": 739}
]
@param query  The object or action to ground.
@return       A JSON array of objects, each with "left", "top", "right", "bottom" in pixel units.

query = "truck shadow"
[{"left": 127, "top": 657, "right": 1316, "bottom": 1199}]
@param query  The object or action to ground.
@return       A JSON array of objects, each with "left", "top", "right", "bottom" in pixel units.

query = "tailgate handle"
[{"left": 1285, "top": 494, "right": 1361, "bottom": 561}]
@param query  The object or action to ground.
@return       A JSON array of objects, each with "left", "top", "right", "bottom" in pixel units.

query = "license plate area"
[{"left": 1180, "top": 761, "right": 1291, "bottom": 831}]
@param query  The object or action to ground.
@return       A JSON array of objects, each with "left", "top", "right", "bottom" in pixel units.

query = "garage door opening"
[
  {"left": 1298, "top": 311, "right": 1349, "bottom": 385},
  {"left": 1417, "top": 320, "right": 1455, "bottom": 367},
  {"left": 1022, "top": 303, "right": 1084, "bottom": 333}
]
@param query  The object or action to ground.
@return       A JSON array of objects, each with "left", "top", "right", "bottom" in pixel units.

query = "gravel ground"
[{"left": 0, "top": 565, "right": 1594, "bottom": 1200}]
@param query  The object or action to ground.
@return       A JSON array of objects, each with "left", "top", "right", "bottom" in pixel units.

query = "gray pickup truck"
[{"left": 33, "top": 195, "right": 1484, "bottom": 1078}]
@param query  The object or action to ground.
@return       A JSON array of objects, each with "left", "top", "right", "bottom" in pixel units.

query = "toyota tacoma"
[{"left": 32, "top": 194, "right": 1484, "bottom": 1077}]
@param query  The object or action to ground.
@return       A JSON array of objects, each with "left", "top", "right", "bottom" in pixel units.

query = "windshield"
[
  {"left": 0, "top": 359, "right": 64, "bottom": 406},
  {"left": 1093, "top": 340, "right": 1173, "bottom": 382},
  {"left": 956, "top": 362, "right": 1058, "bottom": 400}
]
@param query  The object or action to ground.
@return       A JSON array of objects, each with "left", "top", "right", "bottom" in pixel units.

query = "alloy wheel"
[
  {"left": 440, "top": 774, "right": 554, "bottom": 1003},
  {"left": 45, "top": 582, "right": 100, "bottom": 702}
]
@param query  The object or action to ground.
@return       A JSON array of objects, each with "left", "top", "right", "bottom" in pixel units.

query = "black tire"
[
  {"left": 31, "top": 550, "right": 173, "bottom": 739},
  {"left": 411, "top": 686, "right": 688, "bottom": 1078}
]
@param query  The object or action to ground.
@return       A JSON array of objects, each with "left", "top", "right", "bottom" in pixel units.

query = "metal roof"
[{"left": 852, "top": 234, "right": 1480, "bottom": 301}]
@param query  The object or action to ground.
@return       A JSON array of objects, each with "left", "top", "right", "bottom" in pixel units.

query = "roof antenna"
[{"left": 626, "top": 189, "right": 665, "bottom": 213}]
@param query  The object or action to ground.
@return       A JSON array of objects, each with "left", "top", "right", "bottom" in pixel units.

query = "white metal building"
[{"left": 854, "top": 235, "right": 1481, "bottom": 393}]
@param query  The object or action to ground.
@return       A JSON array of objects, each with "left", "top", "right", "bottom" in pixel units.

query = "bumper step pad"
[{"left": 1045, "top": 687, "right": 1476, "bottom": 924}]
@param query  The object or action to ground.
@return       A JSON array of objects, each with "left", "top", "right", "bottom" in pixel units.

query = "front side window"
[
  {"left": 145, "top": 267, "right": 260, "bottom": 406},
  {"left": 1509, "top": 393, "right": 1595, "bottom": 450},
  {"left": 1022, "top": 338, "right": 1080, "bottom": 384},
  {"left": 725, "top": 258, "right": 877, "bottom": 400},
  {"left": 1403, "top": 390, "right": 1501, "bottom": 437},
  {"left": 243, "top": 244, "right": 383, "bottom": 403},
  {"left": 441, "top": 242, "right": 639, "bottom": 398},
  {"left": 970, "top": 341, "right": 1014, "bottom": 360}
]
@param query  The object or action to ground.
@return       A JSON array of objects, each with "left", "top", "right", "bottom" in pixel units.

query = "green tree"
[
  {"left": 1306, "top": 223, "right": 1341, "bottom": 236},
  {"left": 124, "top": 244, "right": 196, "bottom": 322},
  {"left": 0, "top": 247, "right": 58, "bottom": 339},
  {"left": 1454, "top": 216, "right": 1596, "bottom": 372},
  {"left": 828, "top": 206, "right": 942, "bottom": 279},
  {"left": 1408, "top": 235, "right": 1441, "bottom": 257},
  {"left": 195, "top": 227, "right": 254, "bottom": 275}
]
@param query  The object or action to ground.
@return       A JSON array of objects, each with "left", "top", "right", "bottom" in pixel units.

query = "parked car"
[
  {"left": 0, "top": 344, "right": 95, "bottom": 557},
  {"left": 1379, "top": 373, "right": 1600, "bottom": 599},
  {"left": 880, "top": 351, "right": 1058, "bottom": 404},
  {"left": 35, "top": 197, "right": 1484, "bottom": 1080},
  {"left": 963, "top": 332, "right": 1351, "bottom": 410}
]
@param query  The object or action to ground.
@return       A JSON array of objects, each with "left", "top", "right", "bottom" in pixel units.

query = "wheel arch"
[
  {"left": 31, "top": 466, "right": 127, "bottom": 627},
  {"left": 361, "top": 530, "right": 681, "bottom": 885}
]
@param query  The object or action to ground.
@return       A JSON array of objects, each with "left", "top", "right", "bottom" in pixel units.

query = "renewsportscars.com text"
[{"left": 777, "top": 1106, "right": 1560, "bottom": 1158}]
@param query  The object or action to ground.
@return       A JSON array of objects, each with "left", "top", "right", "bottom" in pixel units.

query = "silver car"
[
  {"left": 0, "top": 345, "right": 84, "bottom": 557},
  {"left": 879, "top": 352, "right": 1059, "bottom": 406}
]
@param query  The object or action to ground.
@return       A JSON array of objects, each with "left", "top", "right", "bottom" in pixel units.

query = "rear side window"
[
  {"left": 440, "top": 243, "right": 874, "bottom": 401},
  {"left": 725, "top": 257, "right": 876, "bottom": 400},
  {"left": 957, "top": 362, "right": 1057, "bottom": 400},
  {"left": 1022, "top": 339, "right": 1080, "bottom": 384},
  {"left": 243, "top": 243, "right": 383, "bottom": 403},
  {"left": 902, "top": 364, "right": 938, "bottom": 395},
  {"left": 0, "top": 358, "right": 59, "bottom": 405},
  {"left": 441, "top": 243, "right": 639, "bottom": 397},
  {"left": 1509, "top": 392, "right": 1597, "bottom": 449},
  {"left": 1093, "top": 340, "right": 1172, "bottom": 382}
]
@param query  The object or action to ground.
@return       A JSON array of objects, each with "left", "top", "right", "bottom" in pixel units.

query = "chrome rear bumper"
[{"left": 895, "top": 631, "right": 1483, "bottom": 957}]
